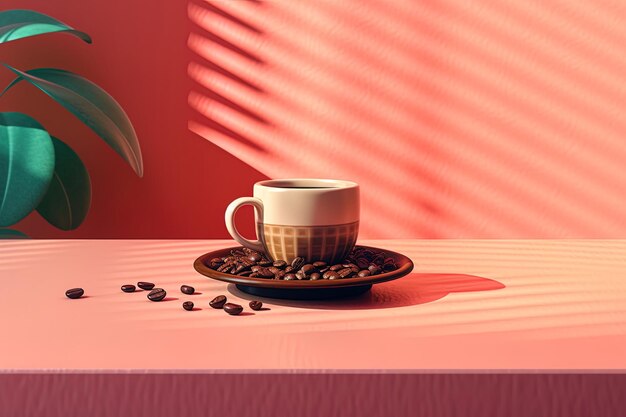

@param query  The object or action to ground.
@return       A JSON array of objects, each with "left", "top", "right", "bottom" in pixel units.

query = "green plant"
[{"left": 0, "top": 10, "right": 143, "bottom": 236}]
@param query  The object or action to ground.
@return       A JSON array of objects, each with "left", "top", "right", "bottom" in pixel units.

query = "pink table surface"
[{"left": 1, "top": 239, "right": 625, "bottom": 370}]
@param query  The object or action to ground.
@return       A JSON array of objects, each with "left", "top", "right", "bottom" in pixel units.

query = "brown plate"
[{"left": 193, "top": 245, "right": 414, "bottom": 300}]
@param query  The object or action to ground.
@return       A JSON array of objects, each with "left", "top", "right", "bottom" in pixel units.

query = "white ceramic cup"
[{"left": 225, "top": 179, "right": 360, "bottom": 264}]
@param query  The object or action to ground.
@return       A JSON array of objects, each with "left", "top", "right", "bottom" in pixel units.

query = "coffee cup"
[{"left": 225, "top": 179, "right": 359, "bottom": 264}]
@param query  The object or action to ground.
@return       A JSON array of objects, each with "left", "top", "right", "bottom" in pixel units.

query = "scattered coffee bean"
[
  {"left": 291, "top": 256, "right": 305, "bottom": 270},
  {"left": 137, "top": 282, "right": 155, "bottom": 290},
  {"left": 121, "top": 284, "right": 136, "bottom": 293},
  {"left": 223, "top": 303, "right": 243, "bottom": 315},
  {"left": 249, "top": 300, "right": 263, "bottom": 310},
  {"left": 65, "top": 288, "right": 84, "bottom": 299},
  {"left": 183, "top": 301, "right": 194, "bottom": 311},
  {"left": 209, "top": 295, "right": 227, "bottom": 309},
  {"left": 310, "top": 272, "right": 321, "bottom": 280},
  {"left": 180, "top": 285, "right": 195, "bottom": 295},
  {"left": 148, "top": 288, "right": 166, "bottom": 301}
]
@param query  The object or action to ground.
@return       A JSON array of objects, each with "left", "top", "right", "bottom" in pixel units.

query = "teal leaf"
[
  {"left": 1, "top": 66, "right": 143, "bottom": 177},
  {"left": 0, "top": 112, "right": 55, "bottom": 227},
  {"left": 0, "top": 10, "right": 91, "bottom": 44},
  {"left": 36, "top": 137, "right": 91, "bottom": 230},
  {"left": 0, "top": 228, "right": 28, "bottom": 239}
]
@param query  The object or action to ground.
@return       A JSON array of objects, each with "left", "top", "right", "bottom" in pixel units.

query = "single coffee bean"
[
  {"left": 223, "top": 303, "right": 244, "bottom": 315},
  {"left": 233, "top": 263, "right": 248, "bottom": 274},
  {"left": 330, "top": 264, "right": 343, "bottom": 271},
  {"left": 148, "top": 288, "right": 167, "bottom": 301},
  {"left": 249, "top": 300, "right": 263, "bottom": 311},
  {"left": 258, "top": 258, "right": 272, "bottom": 266},
  {"left": 137, "top": 282, "right": 155, "bottom": 290},
  {"left": 217, "top": 263, "right": 232, "bottom": 272},
  {"left": 180, "top": 285, "right": 195, "bottom": 295},
  {"left": 373, "top": 255, "right": 385, "bottom": 265},
  {"left": 284, "top": 266, "right": 294, "bottom": 273},
  {"left": 274, "top": 270, "right": 286, "bottom": 280},
  {"left": 268, "top": 266, "right": 280, "bottom": 275},
  {"left": 183, "top": 301, "right": 194, "bottom": 311},
  {"left": 312, "top": 261, "right": 327, "bottom": 269},
  {"left": 382, "top": 263, "right": 396, "bottom": 272},
  {"left": 291, "top": 256, "right": 305, "bottom": 270},
  {"left": 208, "top": 257, "right": 223, "bottom": 268},
  {"left": 248, "top": 251, "right": 262, "bottom": 262},
  {"left": 368, "top": 265, "right": 382, "bottom": 275},
  {"left": 384, "top": 257, "right": 395, "bottom": 265},
  {"left": 338, "top": 268, "right": 353, "bottom": 278},
  {"left": 357, "top": 270, "right": 371, "bottom": 277},
  {"left": 237, "top": 270, "right": 253, "bottom": 277},
  {"left": 209, "top": 295, "right": 227, "bottom": 309},
  {"left": 65, "top": 288, "right": 84, "bottom": 299},
  {"left": 249, "top": 273, "right": 260, "bottom": 278},
  {"left": 251, "top": 265, "right": 261, "bottom": 272},
  {"left": 121, "top": 284, "right": 136, "bottom": 293},
  {"left": 295, "top": 270, "right": 307, "bottom": 280},
  {"left": 356, "top": 258, "right": 370, "bottom": 270},
  {"left": 310, "top": 272, "right": 321, "bottom": 281},
  {"left": 325, "top": 271, "right": 340, "bottom": 280},
  {"left": 301, "top": 264, "right": 316, "bottom": 275},
  {"left": 230, "top": 249, "right": 245, "bottom": 257},
  {"left": 273, "top": 260, "right": 287, "bottom": 269},
  {"left": 255, "top": 267, "right": 274, "bottom": 278},
  {"left": 284, "top": 273, "right": 297, "bottom": 281}
]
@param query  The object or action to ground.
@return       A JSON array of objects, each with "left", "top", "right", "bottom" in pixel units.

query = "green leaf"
[
  {"left": 36, "top": 137, "right": 91, "bottom": 230},
  {"left": 1, "top": 66, "right": 143, "bottom": 177},
  {"left": 0, "top": 228, "right": 28, "bottom": 239},
  {"left": 0, "top": 112, "right": 55, "bottom": 227},
  {"left": 0, "top": 10, "right": 91, "bottom": 44}
]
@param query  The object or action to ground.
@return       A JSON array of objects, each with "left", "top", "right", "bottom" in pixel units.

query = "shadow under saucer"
[{"left": 228, "top": 273, "right": 505, "bottom": 310}]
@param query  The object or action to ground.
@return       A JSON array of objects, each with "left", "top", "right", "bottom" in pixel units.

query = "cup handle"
[{"left": 225, "top": 197, "right": 265, "bottom": 253}]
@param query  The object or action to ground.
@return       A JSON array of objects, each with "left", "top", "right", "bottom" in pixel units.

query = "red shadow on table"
[{"left": 228, "top": 273, "right": 504, "bottom": 310}]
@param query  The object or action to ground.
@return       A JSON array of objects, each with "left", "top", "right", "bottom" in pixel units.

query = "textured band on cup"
[{"left": 257, "top": 221, "right": 359, "bottom": 264}]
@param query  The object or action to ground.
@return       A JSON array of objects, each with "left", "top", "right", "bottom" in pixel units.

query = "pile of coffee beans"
[{"left": 206, "top": 246, "right": 399, "bottom": 280}]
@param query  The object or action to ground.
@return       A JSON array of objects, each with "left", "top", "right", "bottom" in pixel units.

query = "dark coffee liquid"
[{"left": 269, "top": 186, "right": 336, "bottom": 189}]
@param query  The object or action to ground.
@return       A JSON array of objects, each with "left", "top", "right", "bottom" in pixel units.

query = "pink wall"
[{"left": 7, "top": 0, "right": 626, "bottom": 238}]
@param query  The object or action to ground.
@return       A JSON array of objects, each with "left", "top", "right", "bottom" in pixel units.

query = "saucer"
[{"left": 193, "top": 245, "right": 414, "bottom": 300}]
